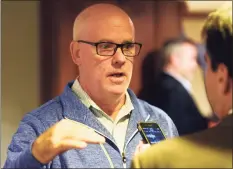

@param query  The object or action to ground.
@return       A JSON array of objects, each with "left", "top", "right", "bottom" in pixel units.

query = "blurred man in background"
[
  {"left": 140, "top": 37, "right": 208, "bottom": 136},
  {"left": 4, "top": 3, "right": 178, "bottom": 168},
  {"left": 131, "top": 3, "right": 232, "bottom": 168}
]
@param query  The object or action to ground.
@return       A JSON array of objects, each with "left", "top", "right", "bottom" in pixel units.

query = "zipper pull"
[{"left": 122, "top": 152, "right": 126, "bottom": 163}]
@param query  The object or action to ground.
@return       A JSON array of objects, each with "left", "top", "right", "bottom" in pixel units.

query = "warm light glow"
[{"left": 185, "top": 1, "right": 231, "bottom": 12}]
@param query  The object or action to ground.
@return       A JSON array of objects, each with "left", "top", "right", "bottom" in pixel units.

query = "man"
[
  {"left": 139, "top": 38, "right": 208, "bottom": 135},
  {"left": 131, "top": 3, "right": 232, "bottom": 168},
  {"left": 3, "top": 4, "right": 178, "bottom": 168}
]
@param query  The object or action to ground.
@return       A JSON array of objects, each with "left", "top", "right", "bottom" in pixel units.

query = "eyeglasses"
[{"left": 77, "top": 40, "right": 142, "bottom": 57}]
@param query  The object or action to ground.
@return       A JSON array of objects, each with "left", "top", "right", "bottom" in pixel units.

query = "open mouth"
[
  {"left": 107, "top": 72, "right": 126, "bottom": 84},
  {"left": 109, "top": 72, "right": 125, "bottom": 77}
]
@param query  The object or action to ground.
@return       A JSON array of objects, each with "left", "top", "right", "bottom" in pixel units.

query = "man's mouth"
[
  {"left": 108, "top": 72, "right": 125, "bottom": 77},
  {"left": 109, "top": 72, "right": 125, "bottom": 77},
  {"left": 107, "top": 72, "right": 126, "bottom": 84}
]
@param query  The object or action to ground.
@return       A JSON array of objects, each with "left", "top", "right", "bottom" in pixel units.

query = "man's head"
[
  {"left": 161, "top": 38, "right": 198, "bottom": 81},
  {"left": 202, "top": 2, "right": 232, "bottom": 119},
  {"left": 70, "top": 4, "right": 141, "bottom": 103}
]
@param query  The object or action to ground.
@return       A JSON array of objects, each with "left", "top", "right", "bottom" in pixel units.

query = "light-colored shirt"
[
  {"left": 72, "top": 79, "right": 134, "bottom": 152},
  {"left": 165, "top": 71, "right": 192, "bottom": 93}
]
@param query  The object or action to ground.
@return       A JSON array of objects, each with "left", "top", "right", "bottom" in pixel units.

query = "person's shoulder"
[
  {"left": 128, "top": 88, "right": 176, "bottom": 119},
  {"left": 134, "top": 132, "right": 232, "bottom": 168},
  {"left": 21, "top": 96, "right": 63, "bottom": 128},
  {"left": 136, "top": 98, "right": 179, "bottom": 137},
  {"left": 23, "top": 82, "right": 75, "bottom": 124},
  {"left": 137, "top": 98, "right": 171, "bottom": 120},
  {"left": 128, "top": 89, "right": 174, "bottom": 121},
  {"left": 31, "top": 96, "right": 62, "bottom": 115},
  {"left": 132, "top": 137, "right": 179, "bottom": 168},
  {"left": 154, "top": 73, "right": 182, "bottom": 94}
]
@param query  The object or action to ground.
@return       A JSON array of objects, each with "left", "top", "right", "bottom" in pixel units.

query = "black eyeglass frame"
[{"left": 77, "top": 40, "right": 142, "bottom": 57}]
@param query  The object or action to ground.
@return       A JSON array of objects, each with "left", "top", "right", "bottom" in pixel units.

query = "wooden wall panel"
[
  {"left": 154, "top": 1, "right": 183, "bottom": 49},
  {"left": 40, "top": 0, "right": 59, "bottom": 103}
]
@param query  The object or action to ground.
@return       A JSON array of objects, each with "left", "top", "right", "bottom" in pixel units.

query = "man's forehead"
[
  {"left": 97, "top": 38, "right": 135, "bottom": 43},
  {"left": 88, "top": 32, "right": 135, "bottom": 43},
  {"left": 86, "top": 13, "right": 133, "bottom": 26},
  {"left": 73, "top": 5, "right": 134, "bottom": 41},
  {"left": 76, "top": 4, "right": 132, "bottom": 28},
  {"left": 79, "top": 17, "right": 135, "bottom": 41}
]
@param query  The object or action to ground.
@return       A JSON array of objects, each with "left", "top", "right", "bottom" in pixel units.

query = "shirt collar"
[
  {"left": 71, "top": 78, "right": 134, "bottom": 118},
  {"left": 71, "top": 79, "right": 94, "bottom": 109}
]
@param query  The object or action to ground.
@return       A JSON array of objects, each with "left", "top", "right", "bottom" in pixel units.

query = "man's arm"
[
  {"left": 3, "top": 114, "right": 105, "bottom": 168},
  {"left": 3, "top": 114, "right": 46, "bottom": 168}
]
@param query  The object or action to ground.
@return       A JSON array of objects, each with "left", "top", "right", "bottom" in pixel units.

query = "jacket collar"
[{"left": 60, "top": 81, "right": 150, "bottom": 144}]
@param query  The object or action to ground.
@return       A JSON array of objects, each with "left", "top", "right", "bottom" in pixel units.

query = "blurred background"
[{"left": 1, "top": 0, "right": 228, "bottom": 166}]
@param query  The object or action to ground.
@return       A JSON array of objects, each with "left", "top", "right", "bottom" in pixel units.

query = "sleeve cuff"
[{"left": 18, "top": 141, "right": 46, "bottom": 168}]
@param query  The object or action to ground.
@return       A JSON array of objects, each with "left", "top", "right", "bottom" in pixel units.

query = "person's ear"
[
  {"left": 171, "top": 53, "right": 180, "bottom": 68},
  {"left": 217, "top": 63, "right": 231, "bottom": 94},
  {"left": 70, "top": 41, "right": 81, "bottom": 66}
]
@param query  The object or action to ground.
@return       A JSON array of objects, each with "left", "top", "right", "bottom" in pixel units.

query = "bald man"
[{"left": 4, "top": 4, "right": 178, "bottom": 168}]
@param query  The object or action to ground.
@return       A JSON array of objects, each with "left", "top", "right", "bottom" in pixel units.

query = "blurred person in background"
[
  {"left": 139, "top": 37, "right": 208, "bottom": 136},
  {"left": 3, "top": 3, "right": 178, "bottom": 168},
  {"left": 131, "top": 3, "right": 232, "bottom": 168},
  {"left": 138, "top": 49, "right": 161, "bottom": 99}
]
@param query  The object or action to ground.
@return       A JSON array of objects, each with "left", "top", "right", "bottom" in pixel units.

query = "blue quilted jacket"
[{"left": 4, "top": 81, "right": 178, "bottom": 168}]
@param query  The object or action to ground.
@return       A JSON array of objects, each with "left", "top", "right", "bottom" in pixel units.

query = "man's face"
[
  {"left": 178, "top": 43, "right": 198, "bottom": 81},
  {"left": 204, "top": 54, "right": 220, "bottom": 113},
  {"left": 204, "top": 54, "right": 231, "bottom": 118},
  {"left": 75, "top": 15, "right": 135, "bottom": 98}
]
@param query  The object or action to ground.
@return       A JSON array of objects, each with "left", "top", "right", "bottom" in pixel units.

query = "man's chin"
[{"left": 106, "top": 86, "right": 127, "bottom": 96}]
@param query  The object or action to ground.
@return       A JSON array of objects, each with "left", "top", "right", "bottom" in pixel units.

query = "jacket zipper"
[
  {"left": 65, "top": 114, "right": 150, "bottom": 168},
  {"left": 121, "top": 128, "right": 140, "bottom": 168},
  {"left": 66, "top": 117, "right": 130, "bottom": 168},
  {"left": 121, "top": 114, "right": 150, "bottom": 168},
  {"left": 64, "top": 118, "right": 116, "bottom": 167},
  {"left": 122, "top": 152, "right": 126, "bottom": 168},
  {"left": 94, "top": 129, "right": 128, "bottom": 168}
]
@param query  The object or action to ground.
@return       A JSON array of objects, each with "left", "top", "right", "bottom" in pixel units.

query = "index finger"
[
  {"left": 79, "top": 129, "right": 106, "bottom": 144},
  {"left": 65, "top": 118, "right": 106, "bottom": 144}
]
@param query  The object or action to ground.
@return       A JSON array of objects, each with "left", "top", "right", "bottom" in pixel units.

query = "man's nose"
[{"left": 112, "top": 48, "right": 126, "bottom": 66}]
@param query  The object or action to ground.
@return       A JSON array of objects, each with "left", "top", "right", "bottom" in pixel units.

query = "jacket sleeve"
[
  {"left": 3, "top": 113, "right": 47, "bottom": 168},
  {"left": 158, "top": 107, "right": 179, "bottom": 138},
  {"left": 148, "top": 104, "right": 179, "bottom": 138}
]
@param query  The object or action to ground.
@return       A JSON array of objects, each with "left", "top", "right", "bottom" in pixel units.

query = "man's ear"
[
  {"left": 171, "top": 53, "right": 179, "bottom": 67},
  {"left": 70, "top": 41, "right": 80, "bottom": 66},
  {"left": 217, "top": 63, "right": 231, "bottom": 94}
]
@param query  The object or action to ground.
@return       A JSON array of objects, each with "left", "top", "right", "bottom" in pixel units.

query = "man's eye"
[
  {"left": 99, "top": 43, "right": 114, "bottom": 49},
  {"left": 103, "top": 45, "right": 110, "bottom": 49},
  {"left": 124, "top": 44, "right": 134, "bottom": 49}
]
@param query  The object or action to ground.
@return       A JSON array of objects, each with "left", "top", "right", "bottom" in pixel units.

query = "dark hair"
[{"left": 202, "top": 4, "right": 232, "bottom": 78}]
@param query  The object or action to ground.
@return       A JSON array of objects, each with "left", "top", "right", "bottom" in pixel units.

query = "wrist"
[{"left": 31, "top": 139, "right": 48, "bottom": 164}]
